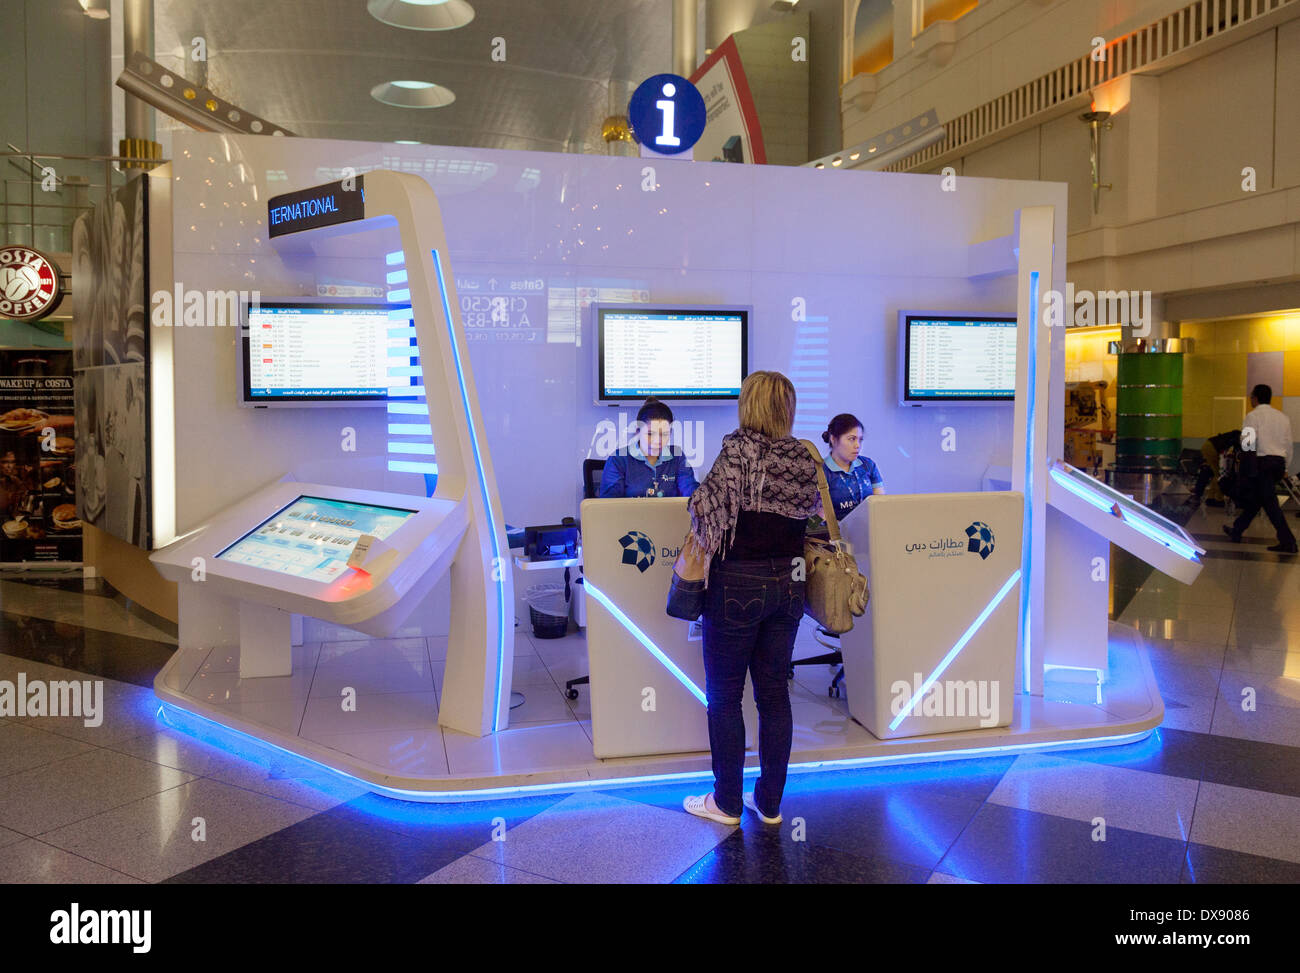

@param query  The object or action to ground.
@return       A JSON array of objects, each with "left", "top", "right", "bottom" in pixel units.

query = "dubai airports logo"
[
  {"left": 965, "top": 521, "right": 995, "bottom": 560},
  {"left": 619, "top": 530, "right": 656, "bottom": 573}
]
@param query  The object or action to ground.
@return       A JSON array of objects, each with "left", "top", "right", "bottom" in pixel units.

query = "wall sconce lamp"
[{"left": 1080, "top": 109, "right": 1112, "bottom": 214}]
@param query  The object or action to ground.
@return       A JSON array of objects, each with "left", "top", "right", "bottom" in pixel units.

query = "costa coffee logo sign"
[{"left": 0, "top": 246, "right": 64, "bottom": 321}]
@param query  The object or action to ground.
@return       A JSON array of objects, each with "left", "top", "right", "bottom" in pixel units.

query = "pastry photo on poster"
[{"left": 0, "top": 350, "right": 81, "bottom": 563}]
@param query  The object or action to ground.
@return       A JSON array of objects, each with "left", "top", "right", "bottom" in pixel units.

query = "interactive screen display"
[
  {"left": 241, "top": 302, "right": 406, "bottom": 404},
  {"left": 902, "top": 313, "right": 1016, "bottom": 404},
  {"left": 596, "top": 305, "right": 748, "bottom": 402},
  {"left": 216, "top": 496, "right": 416, "bottom": 583}
]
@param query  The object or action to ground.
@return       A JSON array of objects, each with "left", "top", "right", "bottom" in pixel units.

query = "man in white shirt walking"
[{"left": 1223, "top": 384, "right": 1297, "bottom": 553}]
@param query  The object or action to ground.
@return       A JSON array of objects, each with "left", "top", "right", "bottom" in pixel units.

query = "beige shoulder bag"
[{"left": 800, "top": 440, "right": 870, "bottom": 633}]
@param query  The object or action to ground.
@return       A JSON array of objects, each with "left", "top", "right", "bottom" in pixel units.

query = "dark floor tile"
[
  {"left": 1198, "top": 734, "right": 1300, "bottom": 801},
  {"left": 0, "top": 613, "right": 173, "bottom": 689},
  {"left": 164, "top": 790, "right": 566, "bottom": 884},
  {"left": 1063, "top": 728, "right": 1207, "bottom": 781},
  {"left": 938, "top": 804, "right": 1186, "bottom": 884},
  {"left": 674, "top": 829, "right": 928, "bottom": 884},
  {"left": 1182, "top": 842, "right": 1300, "bottom": 883}
]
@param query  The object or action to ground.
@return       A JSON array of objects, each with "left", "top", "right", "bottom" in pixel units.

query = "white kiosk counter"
[
  {"left": 839, "top": 492, "right": 1024, "bottom": 739},
  {"left": 579, "top": 497, "right": 757, "bottom": 759}
]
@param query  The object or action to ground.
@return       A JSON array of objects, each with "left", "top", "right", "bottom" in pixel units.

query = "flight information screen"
[
  {"left": 904, "top": 316, "right": 1016, "bottom": 401},
  {"left": 598, "top": 307, "right": 747, "bottom": 401},
  {"left": 216, "top": 496, "right": 416, "bottom": 583},
  {"left": 243, "top": 303, "right": 402, "bottom": 402}
]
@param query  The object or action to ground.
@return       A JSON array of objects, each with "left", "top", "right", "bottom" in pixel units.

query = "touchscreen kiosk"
[
  {"left": 1046, "top": 460, "right": 1204, "bottom": 584},
  {"left": 152, "top": 478, "right": 468, "bottom": 677}
]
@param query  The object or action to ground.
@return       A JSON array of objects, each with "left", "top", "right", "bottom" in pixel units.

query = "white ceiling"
[{"left": 152, "top": 0, "right": 671, "bottom": 152}]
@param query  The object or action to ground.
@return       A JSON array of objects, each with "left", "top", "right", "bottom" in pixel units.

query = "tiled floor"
[{"left": 2, "top": 505, "right": 1300, "bottom": 883}]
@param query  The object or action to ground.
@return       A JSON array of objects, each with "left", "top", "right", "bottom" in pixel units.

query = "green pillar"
[{"left": 1115, "top": 351, "right": 1183, "bottom": 473}]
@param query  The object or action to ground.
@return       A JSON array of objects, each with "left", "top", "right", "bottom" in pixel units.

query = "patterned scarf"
[{"left": 688, "top": 427, "right": 823, "bottom": 561}]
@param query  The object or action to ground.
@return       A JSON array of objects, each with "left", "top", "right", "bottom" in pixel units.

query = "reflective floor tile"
[
  {"left": 186, "top": 667, "right": 314, "bottom": 704},
  {"left": 937, "top": 803, "right": 1186, "bottom": 883},
  {"left": 0, "top": 839, "right": 143, "bottom": 884},
  {"left": 469, "top": 791, "right": 733, "bottom": 884},
  {"left": 1182, "top": 841, "right": 1300, "bottom": 883},
  {"left": 988, "top": 754, "right": 1199, "bottom": 841},
  {"left": 927, "top": 871, "right": 980, "bottom": 884},
  {"left": 1188, "top": 781, "right": 1300, "bottom": 864},
  {"left": 1210, "top": 697, "right": 1300, "bottom": 747},
  {"left": 0, "top": 748, "right": 195, "bottom": 836},
  {"left": 1158, "top": 694, "right": 1217, "bottom": 734},
  {"left": 676, "top": 828, "right": 928, "bottom": 885},
  {"left": 1217, "top": 669, "right": 1300, "bottom": 710},
  {"left": 443, "top": 720, "right": 593, "bottom": 776},
  {"left": 1149, "top": 660, "right": 1223, "bottom": 699},
  {"left": 509, "top": 684, "right": 579, "bottom": 725},
  {"left": 40, "top": 776, "right": 319, "bottom": 883},
  {"left": 303, "top": 727, "right": 449, "bottom": 777},
  {"left": 1066, "top": 727, "right": 1207, "bottom": 780},
  {"left": 300, "top": 691, "right": 439, "bottom": 737},
  {"left": 1143, "top": 640, "right": 1227, "bottom": 669},
  {"left": 11, "top": 678, "right": 162, "bottom": 745},
  {"left": 512, "top": 652, "right": 561, "bottom": 688},
  {"left": 317, "top": 638, "right": 428, "bottom": 667},
  {"left": 1221, "top": 644, "right": 1300, "bottom": 676},
  {"left": 417, "top": 854, "right": 559, "bottom": 884},
  {"left": 308, "top": 660, "right": 437, "bottom": 698},
  {"left": 0, "top": 721, "right": 96, "bottom": 777},
  {"left": 0, "top": 824, "right": 26, "bottom": 850}
]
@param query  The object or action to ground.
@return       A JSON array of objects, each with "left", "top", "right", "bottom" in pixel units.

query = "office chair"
[
  {"left": 790, "top": 627, "right": 845, "bottom": 698},
  {"left": 566, "top": 458, "right": 606, "bottom": 700}
]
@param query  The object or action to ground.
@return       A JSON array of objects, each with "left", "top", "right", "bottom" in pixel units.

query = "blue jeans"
[{"left": 701, "top": 557, "right": 805, "bottom": 819}]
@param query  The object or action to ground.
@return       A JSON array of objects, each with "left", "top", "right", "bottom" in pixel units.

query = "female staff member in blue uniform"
[
  {"left": 598, "top": 398, "right": 699, "bottom": 498},
  {"left": 820, "top": 412, "right": 884, "bottom": 521}
]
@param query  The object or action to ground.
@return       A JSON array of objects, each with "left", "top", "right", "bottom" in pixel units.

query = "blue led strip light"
[
  {"left": 432, "top": 248, "right": 508, "bottom": 732},
  {"left": 582, "top": 580, "right": 707, "bottom": 704},
  {"left": 889, "top": 569, "right": 1022, "bottom": 731},
  {"left": 1049, "top": 467, "right": 1200, "bottom": 560},
  {"left": 1019, "top": 270, "right": 1039, "bottom": 694},
  {"left": 156, "top": 700, "right": 1151, "bottom": 804}
]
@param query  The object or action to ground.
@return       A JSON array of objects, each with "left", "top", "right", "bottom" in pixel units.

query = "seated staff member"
[
  {"left": 819, "top": 413, "right": 884, "bottom": 522},
  {"left": 598, "top": 397, "right": 700, "bottom": 498}
]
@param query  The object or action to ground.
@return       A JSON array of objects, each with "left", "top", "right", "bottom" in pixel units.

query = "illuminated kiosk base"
[{"left": 152, "top": 620, "right": 1164, "bottom": 801}]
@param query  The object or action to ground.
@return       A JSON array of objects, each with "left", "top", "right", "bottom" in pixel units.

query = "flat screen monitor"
[
  {"left": 595, "top": 304, "right": 748, "bottom": 404},
  {"left": 239, "top": 301, "right": 407, "bottom": 406},
  {"left": 899, "top": 311, "right": 1017, "bottom": 405},
  {"left": 216, "top": 495, "right": 417, "bottom": 583}
]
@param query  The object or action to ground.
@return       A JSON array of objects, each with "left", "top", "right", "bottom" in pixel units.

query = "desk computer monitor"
[
  {"left": 595, "top": 304, "right": 749, "bottom": 405},
  {"left": 899, "top": 310, "right": 1017, "bottom": 406}
]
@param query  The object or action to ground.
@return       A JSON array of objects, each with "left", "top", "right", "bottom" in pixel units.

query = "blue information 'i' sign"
[{"left": 628, "top": 74, "right": 706, "bottom": 155}]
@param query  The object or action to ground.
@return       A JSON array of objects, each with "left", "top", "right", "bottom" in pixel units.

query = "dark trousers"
[
  {"left": 1232, "top": 455, "right": 1296, "bottom": 547},
  {"left": 701, "top": 557, "right": 804, "bottom": 819}
]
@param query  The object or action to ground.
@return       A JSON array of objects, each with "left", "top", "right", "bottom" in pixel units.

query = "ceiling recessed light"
[
  {"left": 367, "top": 0, "right": 475, "bottom": 31},
  {"left": 371, "top": 81, "right": 455, "bottom": 108},
  {"left": 395, "top": 139, "right": 422, "bottom": 144}
]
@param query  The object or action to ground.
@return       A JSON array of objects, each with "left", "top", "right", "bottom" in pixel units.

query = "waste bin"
[{"left": 525, "top": 582, "right": 569, "bottom": 639}]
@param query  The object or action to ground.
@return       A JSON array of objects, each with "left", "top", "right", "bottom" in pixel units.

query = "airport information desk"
[{"left": 153, "top": 470, "right": 1201, "bottom": 802}]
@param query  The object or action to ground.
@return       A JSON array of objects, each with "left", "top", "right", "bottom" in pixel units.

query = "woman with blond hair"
[{"left": 683, "top": 371, "right": 822, "bottom": 826}]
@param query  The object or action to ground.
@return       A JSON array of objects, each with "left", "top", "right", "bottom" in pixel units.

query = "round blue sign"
[{"left": 628, "top": 74, "right": 706, "bottom": 155}]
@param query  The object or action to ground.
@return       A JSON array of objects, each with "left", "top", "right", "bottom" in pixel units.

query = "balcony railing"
[{"left": 1, "top": 149, "right": 169, "bottom": 254}]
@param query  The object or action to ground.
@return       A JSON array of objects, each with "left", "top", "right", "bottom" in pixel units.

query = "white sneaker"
[
  {"left": 683, "top": 793, "right": 741, "bottom": 825},
  {"left": 743, "top": 791, "right": 782, "bottom": 825}
]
